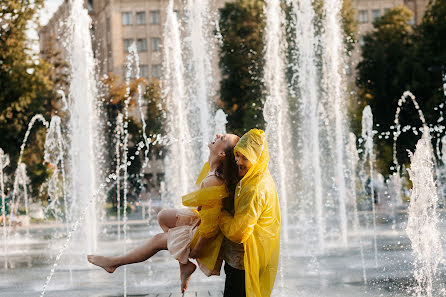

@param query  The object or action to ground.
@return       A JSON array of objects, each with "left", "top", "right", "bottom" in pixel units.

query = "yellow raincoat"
[
  {"left": 182, "top": 162, "right": 227, "bottom": 276},
  {"left": 219, "top": 129, "right": 281, "bottom": 297}
]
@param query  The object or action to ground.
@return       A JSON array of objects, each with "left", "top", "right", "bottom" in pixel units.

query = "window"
[
  {"left": 149, "top": 10, "right": 160, "bottom": 24},
  {"left": 358, "top": 10, "right": 368, "bottom": 23},
  {"left": 150, "top": 37, "right": 161, "bottom": 52},
  {"left": 88, "top": 0, "right": 93, "bottom": 11},
  {"left": 140, "top": 64, "right": 149, "bottom": 78},
  {"left": 137, "top": 38, "right": 147, "bottom": 52},
  {"left": 152, "top": 64, "right": 162, "bottom": 78},
  {"left": 122, "top": 12, "right": 132, "bottom": 25},
  {"left": 372, "top": 9, "right": 381, "bottom": 21},
  {"left": 384, "top": 8, "right": 391, "bottom": 14},
  {"left": 123, "top": 39, "right": 133, "bottom": 53},
  {"left": 408, "top": 16, "right": 415, "bottom": 25},
  {"left": 136, "top": 11, "right": 146, "bottom": 25}
]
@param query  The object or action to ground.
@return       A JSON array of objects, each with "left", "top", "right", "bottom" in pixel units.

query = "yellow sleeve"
[
  {"left": 218, "top": 190, "right": 263, "bottom": 244},
  {"left": 182, "top": 191, "right": 199, "bottom": 207},
  {"left": 182, "top": 186, "right": 227, "bottom": 208}
]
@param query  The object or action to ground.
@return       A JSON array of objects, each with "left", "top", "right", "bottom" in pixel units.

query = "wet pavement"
[{"left": 1, "top": 211, "right": 446, "bottom": 297}]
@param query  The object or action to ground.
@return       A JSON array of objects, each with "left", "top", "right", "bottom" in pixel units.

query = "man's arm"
[{"left": 218, "top": 191, "right": 263, "bottom": 244}]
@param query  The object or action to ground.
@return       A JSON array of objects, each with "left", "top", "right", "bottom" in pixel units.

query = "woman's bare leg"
[
  {"left": 157, "top": 209, "right": 178, "bottom": 232},
  {"left": 87, "top": 232, "right": 168, "bottom": 273}
]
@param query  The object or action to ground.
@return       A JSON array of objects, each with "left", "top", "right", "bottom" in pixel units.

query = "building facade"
[
  {"left": 348, "top": 0, "right": 429, "bottom": 82},
  {"left": 39, "top": 0, "right": 231, "bottom": 199}
]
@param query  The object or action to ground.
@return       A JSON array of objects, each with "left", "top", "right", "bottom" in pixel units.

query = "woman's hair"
[{"left": 216, "top": 144, "right": 239, "bottom": 215}]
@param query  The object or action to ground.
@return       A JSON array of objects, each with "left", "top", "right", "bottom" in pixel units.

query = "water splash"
[
  {"left": 67, "top": 0, "right": 102, "bottom": 254},
  {"left": 39, "top": 141, "right": 148, "bottom": 297},
  {"left": 115, "top": 113, "right": 124, "bottom": 241},
  {"left": 214, "top": 109, "right": 227, "bottom": 135},
  {"left": 0, "top": 148, "right": 9, "bottom": 269},
  {"left": 44, "top": 116, "right": 68, "bottom": 223},
  {"left": 162, "top": 0, "right": 195, "bottom": 207},
  {"left": 361, "top": 105, "right": 378, "bottom": 267},
  {"left": 288, "top": 0, "right": 325, "bottom": 251},
  {"left": 128, "top": 45, "right": 151, "bottom": 170},
  {"left": 15, "top": 114, "right": 49, "bottom": 168},
  {"left": 122, "top": 42, "right": 139, "bottom": 297},
  {"left": 392, "top": 91, "right": 428, "bottom": 172},
  {"left": 322, "top": 0, "right": 348, "bottom": 247},
  {"left": 263, "top": 0, "right": 291, "bottom": 242},
  {"left": 13, "top": 164, "right": 29, "bottom": 235},
  {"left": 185, "top": 0, "right": 213, "bottom": 164},
  {"left": 406, "top": 130, "right": 443, "bottom": 297},
  {"left": 347, "top": 133, "right": 367, "bottom": 284}
]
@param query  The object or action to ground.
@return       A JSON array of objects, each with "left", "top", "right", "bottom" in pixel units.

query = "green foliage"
[
  {"left": 341, "top": 0, "right": 357, "bottom": 54},
  {"left": 144, "top": 79, "right": 164, "bottom": 138},
  {"left": 0, "top": 0, "right": 56, "bottom": 196},
  {"left": 357, "top": 1, "right": 446, "bottom": 174},
  {"left": 101, "top": 75, "right": 165, "bottom": 204},
  {"left": 218, "top": 0, "right": 265, "bottom": 136}
]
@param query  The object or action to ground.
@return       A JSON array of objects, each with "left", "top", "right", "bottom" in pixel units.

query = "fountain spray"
[
  {"left": 348, "top": 133, "right": 367, "bottom": 284},
  {"left": 163, "top": 0, "right": 195, "bottom": 206},
  {"left": 185, "top": 0, "right": 213, "bottom": 164},
  {"left": 407, "top": 130, "right": 443, "bottom": 297},
  {"left": 264, "top": 0, "right": 290, "bottom": 242},
  {"left": 288, "top": 0, "right": 325, "bottom": 251},
  {"left": 361, "top": 105, "right": 378, "bottom": 267},
  {"left": 67, "top": 0, "right": 102, "bottom": 254},
  {"left": 0, "top": 148, "right": 9, "bottom": 269},
  {"left": 322, "top": 0, "right": 348, "bottom": 247},
  {"left": 115, "top": 113, "right": 124, "bottom": 241},
  {"left": 214, "top": 109, "right": 227, "bottom": 135}
]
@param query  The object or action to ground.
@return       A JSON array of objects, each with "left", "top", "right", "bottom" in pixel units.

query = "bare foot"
[
  {"left": 180, "top": 261, "right": 196, "bottom": 293},
  {"left": 87, "top": 255, "right": 119, "bottom": 273}
]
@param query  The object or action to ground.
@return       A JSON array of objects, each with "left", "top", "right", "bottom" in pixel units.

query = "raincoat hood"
[
  {"left": 234, "top": 128, "right": 269, "bottom": 181},
  {"left": 219, "top": 129, "right": 281, "bottom": 297}
]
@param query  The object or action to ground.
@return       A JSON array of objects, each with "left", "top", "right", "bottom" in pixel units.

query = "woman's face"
[
  {"left": 208, "top": 134, "right": 239, "bottom": 159},
  {"left": 234, "top": 151, "right": 252, "bottom": 178}
]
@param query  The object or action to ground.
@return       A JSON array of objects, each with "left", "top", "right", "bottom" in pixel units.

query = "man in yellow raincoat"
[{"left": 219, "top": 129, "right": 281, "bottom": 297}]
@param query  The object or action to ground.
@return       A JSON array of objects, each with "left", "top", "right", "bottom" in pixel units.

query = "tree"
[
  {"left": 357, "top": 1, "right": 446, "bottom": 173},
  {"left": 356, "top": 6, "right": 415, "bottom": 173},
  {"left": 410, "top": 0, "right": 446, "bottom": 129},
  {"left": 0, "top": 0, "right": 57, "bottom": 197},
  {"left": 218, "top": 0, "right": 265, "bottom": 136},
  {"left": 341, "top": 0, "right": 358, "bottom": 54},
  {"left": 101, "top": 75, "right": 166, "bottom": 205}
]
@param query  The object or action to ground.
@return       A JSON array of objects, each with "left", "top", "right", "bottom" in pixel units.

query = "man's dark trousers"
[{"left": 223, "top": 262, "right": 246, "bottom": 297}]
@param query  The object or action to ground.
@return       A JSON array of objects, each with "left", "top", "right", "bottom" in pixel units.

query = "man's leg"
[{"left": 223, "top": 262, "right": 246, "bottom": 297}]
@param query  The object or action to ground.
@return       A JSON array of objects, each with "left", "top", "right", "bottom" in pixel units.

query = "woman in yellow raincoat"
[
  {"left": 219, "top": 129, "right": 281, "bottom": 297},
  {"left": 87, "top": 133, "right": 240, "bottom": 293}
]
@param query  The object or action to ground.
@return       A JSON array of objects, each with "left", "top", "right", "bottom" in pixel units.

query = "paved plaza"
[{"left": 2, "top": 214, "right": 446, "bottom": 297}]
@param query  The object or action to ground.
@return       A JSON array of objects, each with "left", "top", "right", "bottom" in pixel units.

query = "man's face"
[{"left": 235, "top": 151, "right": 252, "bottom": 177}]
